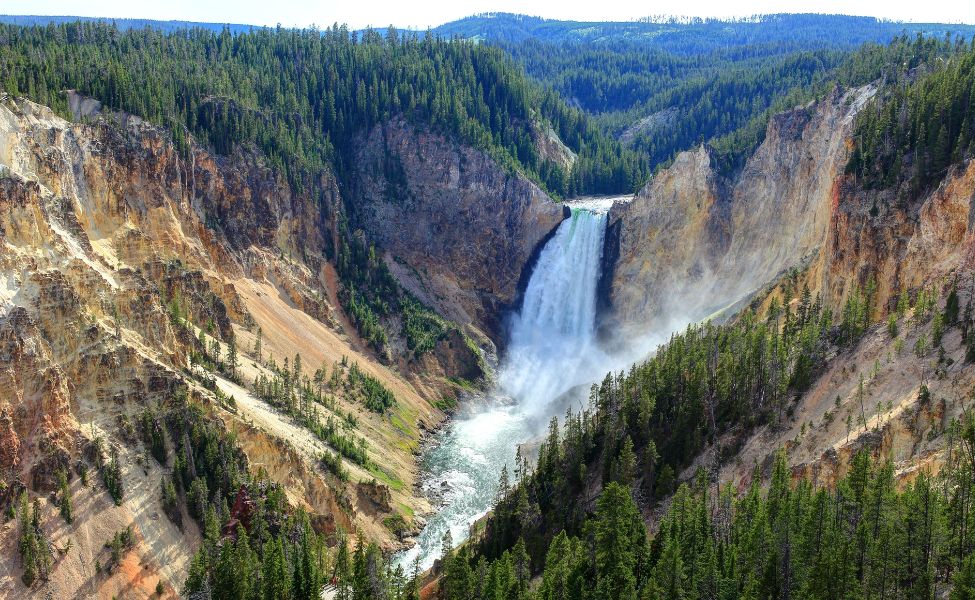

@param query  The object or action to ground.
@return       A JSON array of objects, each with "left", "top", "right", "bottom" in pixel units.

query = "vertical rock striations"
[
  {"left": 604, "top": 85, "right": 877, "bottom": 337},
  {"left": 351, "top": 119, "right": 566, "bottom": 342}
]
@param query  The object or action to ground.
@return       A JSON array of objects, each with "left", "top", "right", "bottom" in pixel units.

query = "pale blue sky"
[{"left": 2, "top": 0, "right": 974, "bottom": 30}]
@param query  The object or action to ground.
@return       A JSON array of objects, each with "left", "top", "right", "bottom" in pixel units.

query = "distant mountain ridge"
[
  {"left": 0, "top": 14, "right": 257, "bottom": 34},
  {"left": 431, "top": 12, "right": 975, "bottom": 49},
  {"left": 4, "top": 13, "right": 975, "bottom": 47}
]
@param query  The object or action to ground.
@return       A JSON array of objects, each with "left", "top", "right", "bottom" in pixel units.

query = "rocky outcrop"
[
  {"left": 351, "top": 118, "right": 566, "bottom": 341},
  {"left": 816, "top": 158, "right": 975, "bottom": 319},
  {"left": 0, "top": 96, "right": 442, "bottom": 594},
  {"left": 619, "top": 106, "right": 680, "bottom": 146},
  {"left": 533, "top": 123, "right": 577, "bottom": 171},
  {"left": 604, "top": 85, "right": 876, "bottom": 337}
]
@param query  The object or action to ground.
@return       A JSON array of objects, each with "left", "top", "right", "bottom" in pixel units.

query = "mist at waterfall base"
[{"left": 395, "top": 200, "right": 673, "bottom": 571}]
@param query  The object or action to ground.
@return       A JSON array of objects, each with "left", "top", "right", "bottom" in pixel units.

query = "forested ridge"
[
  {"left": 3, "top": 15, "right": 973, "bottom": 187},
  {"left": 0, "top": 21, "right": 649, "bottom": 197},
  {"left": 848, "top": 36, "right": 975, "bottom": 200},
  {"left": 491, "top": 21, "right": 975, "bottom": 176},
  {"left": 435, "top": 13, "right": 975, "bottom": 50},
  {"left": 502, "top": 36, "right": 837, "bottom": 175}
]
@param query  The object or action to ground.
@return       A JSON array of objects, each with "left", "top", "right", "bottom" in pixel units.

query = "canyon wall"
[
  {"left": 604, "top": 85, "right": 876, "bottom": 337},
  {"left": 351, "top": 119, "right": 565, "bottom": 342},
  {"left": 606, "top": 81, "right": 975, "bottom": 496}
]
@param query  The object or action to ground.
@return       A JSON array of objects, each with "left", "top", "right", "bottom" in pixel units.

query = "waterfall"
[
  {"left": 499, "top": 204, "right": 611, "bottom": 415},
  {"left": 396, "top": 199, "right": 617, "bottom": 571}
]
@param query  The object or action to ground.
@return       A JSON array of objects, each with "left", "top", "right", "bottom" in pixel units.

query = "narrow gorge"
[
  {"left": 4, "top": 14, "right": 975, "bottom": 600},
  {"left": 399, "top": 199, "right": 621, "bottom": 570}
]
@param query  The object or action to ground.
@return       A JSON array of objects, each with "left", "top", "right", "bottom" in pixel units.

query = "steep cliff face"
[
  {"left": 602, "top": 80, "right": 975, "bottom": 498},
  {"left": 351, "top": 119, "right": 566, "bottom": 341},
  {"left": 605, "top": 85, "right": 876, "bottom": 337},
  {"left": 706, "top": 157, "right": 975, "bottom": 493},
  {"left": 0, "top": 96, "right": 515, "bottom": 596},
  {"left": 603, "top": 145, "right": 728, "bottom": 335},
  {"left": 816, "top": 159, "right": 975, "bottom": 319}
]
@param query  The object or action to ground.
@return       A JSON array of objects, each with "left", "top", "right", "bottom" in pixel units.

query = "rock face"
[
  {"left": 602, "top": 145, "right": 728, "bottom": 335},
  {"left": 0, "top": 92, "right": 569, "bottom": 595},
  {"left": 817, "top": 158, "right": 975, "bottom": 320},
  {"left": 604, "top": 85, "right": 876, "bottom": 337},
  {"left": 605, "top": 80, "right": 975, "bottom": 497},
  {"left": 0, "top": 95, "right": 362, "bottom": 596},
  {"left": 351, "top": 118, "right": 565, "bottom": 341},
  {"left": 711, "top": 154, "right": 975, "bottom": 496}
]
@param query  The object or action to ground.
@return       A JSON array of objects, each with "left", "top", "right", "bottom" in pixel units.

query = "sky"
[{"left": 2, "top": 0, "right": 975, "bottom": 30}]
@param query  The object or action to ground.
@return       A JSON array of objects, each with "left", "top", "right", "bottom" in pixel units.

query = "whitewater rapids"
[{"left": 396, "top": 198, "right": 620, "bottom": 570}]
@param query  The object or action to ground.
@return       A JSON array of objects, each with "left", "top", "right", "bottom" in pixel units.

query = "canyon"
[
  {"left": 0, "top": 94, "right": 563, "bottom": 597},
  {"left": 2, "top": 66, "right": 975, "bottom": 599}
]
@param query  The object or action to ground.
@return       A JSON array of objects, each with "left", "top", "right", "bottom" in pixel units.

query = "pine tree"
[
  {"left": 103, "top": 446, "right": 124, "bottom": 505},
  {"left": 953, "top": 553, "right": 975, "bottom": 600},
  {"left": 594, "top": 483, "right": 644, "bottom": 600},
  {"left": 947, "top": 283, "right": 961, "bottom": 324},
  {"left": 226, "top": 333, "right": 238, "bottom": 379},
  {"left": 254, "top": 326, "right": 263, "bottom": 362},
  {"left": 334, "top": 539, "right": 353, "bottom": 600},
  {"left": 443, "top": 547, "right": 474, "bottom": 600},
  {"left": 540, "top": 532, "right": 582, "bottom": 600},
  {"left": 262, "top": 538, "right": 290, "bottom": 600},
  {"left": 651, "top": 530, "right": 688, "bottom": 600},
  {"left": 18, "top": 494, "right": 39, "bottom": 586},
  {"left": 56, "top": 469, "right": 72, "bottom": 524},
  {"left": 511, "top": 538, "right": 532, "bottom": 599},
  {"left": 611, "top": 436, "right": 637, "bottom": 486}
]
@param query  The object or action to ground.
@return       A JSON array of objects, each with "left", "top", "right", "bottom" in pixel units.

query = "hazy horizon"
[{"left": 1, "top": 0, "right": 973, "bottom": 31}]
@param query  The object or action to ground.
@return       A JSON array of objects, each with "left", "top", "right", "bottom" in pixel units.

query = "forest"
[
  {"left": 500, "top": 32, "right": 971, "bottom": 175},
  {"left": 434, "top": 13, "right": 975, "bottom": 51},
  {"left": 0, "top": 21, "right": 650, "bottom": 197},
  {"left": 847, "top": 37, "right": 975, "bottom": 200}
]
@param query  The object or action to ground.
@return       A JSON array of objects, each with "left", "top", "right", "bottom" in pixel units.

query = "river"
[{"left": 396, "top": 198, "right": 628, "bottom": 570}]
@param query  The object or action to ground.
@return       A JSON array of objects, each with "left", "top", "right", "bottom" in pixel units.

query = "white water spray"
[
  {"left": 500, "top": 203, "right": 612, "bottom": 416},
  {"left": 397, "top": 198, "right": 619, "bottom": 571}
]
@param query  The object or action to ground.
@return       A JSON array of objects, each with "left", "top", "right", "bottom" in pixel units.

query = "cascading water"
[
  {"left": 500, "top": 205, "right": 612, "bottom": 417},
  {"left": 396, "top": 199, "right": 616, "bottom": 571}
]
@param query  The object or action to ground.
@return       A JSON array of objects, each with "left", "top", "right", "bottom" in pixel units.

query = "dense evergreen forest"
[
  {"left": 848, "top": 37, "right": 975, "bottom": 200},
  {"left": 508, "top": 40, "right": 845, "bottom": 173},
  {"left": 479, "top": 16, "right": 975, "bottom": 175},
  {"left": 432, "top": 447, "right": 975, "bottom": 600},
  {"left": 0, "top": 21, "right": 649, "bottom": 197},
  {"left": 4, "top": 14, "right": 973, "bottom": 182},
  {"left": 435, "top": 13, "right": 975, "bottom": 50},
  {"left": 0, "top": 14, "right": 257, "bottom": 34},
  {"left": 171, "top": 442, "right": 975, "bottom": 600},
  {"left": 515, "top": 36, "right": 962, "bottom": 174}
]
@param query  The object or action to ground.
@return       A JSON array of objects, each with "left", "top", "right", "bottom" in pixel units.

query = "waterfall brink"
[
  {"left": 500, "top": 203, "right": 612, "bottom": 416},
  {"left": 396, "top": 198, "right": 621, "bottom": 571}
]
